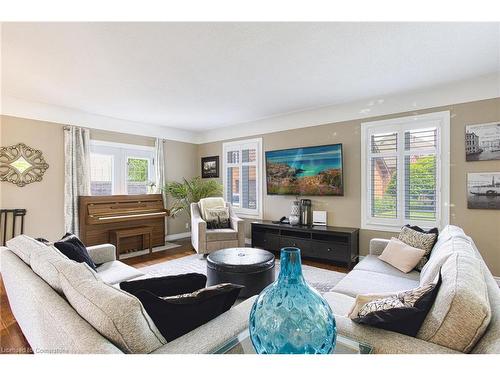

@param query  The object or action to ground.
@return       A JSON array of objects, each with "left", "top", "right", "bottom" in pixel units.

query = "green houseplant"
[{"left": 163, "top": 177, "right": 223, "bottom": 219}]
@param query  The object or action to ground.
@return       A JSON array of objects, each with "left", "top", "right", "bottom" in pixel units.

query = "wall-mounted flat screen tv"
[{"left": 265, "top": 143, "right": 344, "bottom": 196}]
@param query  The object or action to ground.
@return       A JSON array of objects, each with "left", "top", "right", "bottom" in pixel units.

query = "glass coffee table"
[{"left": 211, "top": 329, "right": 373, "bottom": 354}]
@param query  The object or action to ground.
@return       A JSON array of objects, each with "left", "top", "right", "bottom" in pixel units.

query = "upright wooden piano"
[{"left": 79, "top": 194, "right": 168, "bottom": 255}]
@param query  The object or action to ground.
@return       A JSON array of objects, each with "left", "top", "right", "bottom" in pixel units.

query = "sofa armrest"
[
  {"left": 335, "top": 315, "right": 461, "bottom": 354},
  {"left": 152, "top": 296, "right": 257, "bottom": 354},
  {"left": 86, "top": 244, "right": 116, "bottom": 264},
  {"left": 369, "top": 238, "right": 390, "bottom": 256}
]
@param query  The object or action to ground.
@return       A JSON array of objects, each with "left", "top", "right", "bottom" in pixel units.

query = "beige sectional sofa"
[
  {"left": 324, "top": 225, "right": 499, "bottom": 354},
  {"left": 1, "top": 225, "right": 498, "bottom": 354},
  {"left": 1, "top": 237, "right": 255, "bottom": 354}
]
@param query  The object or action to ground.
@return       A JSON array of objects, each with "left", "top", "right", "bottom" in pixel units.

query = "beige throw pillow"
[{"left": 378, "top": 238, "right": 426, "bottom": 273}]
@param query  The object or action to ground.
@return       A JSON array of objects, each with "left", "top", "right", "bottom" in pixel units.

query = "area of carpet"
[{"left": 139, "top": 254, "right": 346, "bottom": 293}]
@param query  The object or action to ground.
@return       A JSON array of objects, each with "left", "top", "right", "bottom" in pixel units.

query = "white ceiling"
[{"left": 2, "top": 22, "right": 500, "bottom": 138}]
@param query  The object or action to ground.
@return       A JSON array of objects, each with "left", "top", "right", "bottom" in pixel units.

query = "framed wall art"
[{"left": 201, "top": 156, "right": 219, "bottom": 178}]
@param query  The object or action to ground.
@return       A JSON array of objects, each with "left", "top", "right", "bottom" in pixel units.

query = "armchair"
[{"left": 190, "top": 199, "right": 245, "bottom": 255}]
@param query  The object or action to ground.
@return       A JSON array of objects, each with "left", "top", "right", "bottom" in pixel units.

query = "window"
[
  {"left": 90, "top": 140, "right": 155, "bottom": 196},
  {"left": 223, "top": 138, "right": 262, "bottom": 218},
  {"left": 361, "top": 111, "right": 450, "bottom": 231}
]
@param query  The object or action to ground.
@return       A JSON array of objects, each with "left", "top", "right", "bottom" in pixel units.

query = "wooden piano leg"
[
  {"left": 148, "top": 232, "right": 153, "bottom": 255},
  {"left": 116, "top": 238, "right": 120, "bottom": 260}
]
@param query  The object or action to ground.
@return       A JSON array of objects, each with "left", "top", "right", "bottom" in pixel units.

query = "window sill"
[{"left": 362, "top": 221, "right": 441, "bottom": 233}]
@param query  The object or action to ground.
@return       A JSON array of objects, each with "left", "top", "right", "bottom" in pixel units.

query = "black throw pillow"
[
  {"left": 352, "top": 273, "right": 441, "bottom": 337},
  {"left": 53, "top": 233, "right": 97, "bottom": 271},
  {"left": 120, "top": 273, "right": 208, "bottom": 297},
  {"left": 134, "top": 283, "right": 244, "bottom": 341}
]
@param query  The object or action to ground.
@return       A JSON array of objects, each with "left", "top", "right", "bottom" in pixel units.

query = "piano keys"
[{"left": 79, "top": 194, "right": 168, "bottom": 255}]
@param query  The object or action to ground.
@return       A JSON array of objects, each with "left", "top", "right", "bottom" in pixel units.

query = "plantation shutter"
[
  {"left": 366, "top": 121, "right": 442, "bottom": 229},
  {"left": 370, "top": 133, "right": 398, "bottom": 219},
  {"left": 223, "top": 139, "right": 262, "bottom": 217},
  {"left": 404, "top": 128, "right": 438, "bottom": 222}
]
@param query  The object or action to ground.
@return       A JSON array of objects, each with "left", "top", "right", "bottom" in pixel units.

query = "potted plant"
[{"left": 163, "top": 177, "right": 223, "bottom": 219}]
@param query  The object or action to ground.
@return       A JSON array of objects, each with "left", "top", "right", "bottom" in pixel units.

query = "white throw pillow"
[
  {"left": 378, "top": 237, "right": 426, "bottom": 273},
  {"left": 55, "top": 261, "right": 166, "bottom": 353},
  {"left": 198, "top": 197, "right": 226, "bottom": 221}
]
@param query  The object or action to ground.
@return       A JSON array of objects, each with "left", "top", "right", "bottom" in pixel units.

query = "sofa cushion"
[
  {"left": 206, "top": 228, "right": 238, "bottom": 242},
  {"left": 378, "top": 238, "right": 426, "bottom": 273},
  {"left": 96, "top": 260, "right": 145, "bottom": 285},
  {"left": 56, "top": 261, "right": 166, "bottom": 353},
  {"left": 354, "top": 255, "right": 420, "bottom": 281},
  {"left": 323, "top": 292, "right": 356, "bottom": 317},
  {"left": 417, "top": 253, "right": 491, "bottom": 353},
  {"left": 419, "top": 235, "right": 473, "bottom": 286},
  {"left": 6, "top": 235, "right": 47, "bottom": 265},
  {"left": 331, "top": 269, "right": 419, "bottom": 298},
  {"left": 30, "top": 245, "right": 71, "bottom": 293}
]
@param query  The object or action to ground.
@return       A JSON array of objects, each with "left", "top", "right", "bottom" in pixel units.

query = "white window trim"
[
  {"left": 222, "top": 137, "right": 263, "bottom": 219},
  {"left": 361, "top": 111, "right": 450, "bottom": 232},
  {"left": 90, "top": 140, "right": 155, "bottom": 195}
]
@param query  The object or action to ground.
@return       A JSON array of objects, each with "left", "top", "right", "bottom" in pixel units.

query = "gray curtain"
[
  {"left": 154, "top": 138, "right": 166, "bottom": 198},
  {"left": 64, "top": 126, "right": 91, "bottom": 235}
]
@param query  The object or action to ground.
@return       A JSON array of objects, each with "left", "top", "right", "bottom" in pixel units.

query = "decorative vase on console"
[
  {"left": 249, "top": 247, "right": 337, "bottom": 354},
  {"left": 289, "top": 200, "right": 301, "bottom": 226}
]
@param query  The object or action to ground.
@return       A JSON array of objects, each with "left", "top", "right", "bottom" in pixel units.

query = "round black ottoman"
[{"left": 206, "top": 248, "right": 275, "bottom": 298}]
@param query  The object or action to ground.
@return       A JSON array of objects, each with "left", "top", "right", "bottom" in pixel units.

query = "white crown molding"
[
  {"left": 2, "top": 73, "right": 499, "bottom": 145},
  {"left": 0, "top": 96, "right": 199, "bottom": 144},
  {"left": 196, "top": 73, "right": 500, "bottom": 144}
]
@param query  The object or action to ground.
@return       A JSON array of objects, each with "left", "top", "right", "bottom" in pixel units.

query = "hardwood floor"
[{"left": 0, "top": 238, "right": 348, "bottom": 354}]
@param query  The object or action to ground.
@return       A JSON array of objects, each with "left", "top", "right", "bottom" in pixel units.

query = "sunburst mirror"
[{"left": 0, "top": 143, "right": 49, "bottom": 187}]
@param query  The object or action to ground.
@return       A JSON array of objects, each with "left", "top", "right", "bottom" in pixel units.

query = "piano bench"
[{"left": 110, "top": 226, "right": 154, "bottom": 260}]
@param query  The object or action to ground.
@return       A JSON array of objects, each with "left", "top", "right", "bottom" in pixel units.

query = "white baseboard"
[
  {"left": 245, "top": 237, "right": 252, "bottom": 245},
  {"left": 165, "top": 232, "right": 191, "bottom": 241}
]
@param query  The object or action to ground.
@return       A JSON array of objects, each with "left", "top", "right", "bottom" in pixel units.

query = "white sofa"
[
  {"left": 323, "top": 225, "right": 499, "bottom": 354},
  {"left": 1, "top": 225, "right": 498, "bottom": 354},
  {"left": 0, "top": 240, "right": 255, "bottom": 354}
]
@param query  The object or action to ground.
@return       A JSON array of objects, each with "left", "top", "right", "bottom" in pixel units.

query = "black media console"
[{"left": 251, "top": 220, "right": 359, "bottom": 269}]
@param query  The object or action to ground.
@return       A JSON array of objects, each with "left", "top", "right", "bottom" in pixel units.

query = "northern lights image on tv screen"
[{"left": 265, "top": 143, "right": 343, "bottom": 196}]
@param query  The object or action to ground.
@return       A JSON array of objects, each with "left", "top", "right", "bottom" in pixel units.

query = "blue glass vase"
[{"left": 249, "top": 247, "right": 337, "bottom": 354}]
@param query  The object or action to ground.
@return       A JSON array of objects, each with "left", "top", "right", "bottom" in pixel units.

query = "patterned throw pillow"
[
  {"left": 351, "top": 274, "right": 441, "bottom": 337},
  {"left": 398, "top": 225, "right": 438, "bottom": 271},
  {"left": 205, "top": 207, "right": 231, "bottom": 229},
  {"left": 161, "top": 283, "right": 243, "bottom": 303}
]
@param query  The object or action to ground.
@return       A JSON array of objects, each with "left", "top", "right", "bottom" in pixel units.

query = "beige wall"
[
  {"left": 2, "top": 99, "right": 499, "bottom": 274},
  {"left": 0, "top": 115, "right": 198, "bottom": 240},
  {"left": 1, "top": 116, "right": 65, "bottom": 240},
  {"left": 198, "top": 98, "right": 500, "bottom": 275}
]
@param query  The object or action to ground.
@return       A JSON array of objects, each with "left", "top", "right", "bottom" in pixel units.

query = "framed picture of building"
[
  {"left": 465, "top": 122, "right": 500, "bottom": 161},
  {"left": 201, "top": 156, "right": 219, "bottom": 178},
  {"left": 467, "top": 172, "right": 500, "bottom": 209}
]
